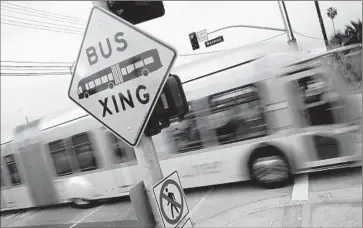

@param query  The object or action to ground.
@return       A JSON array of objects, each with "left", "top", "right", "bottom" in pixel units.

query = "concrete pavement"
[
  {"left": 1, "top": 167, "right": 361, "bottom": 228},
  {"left": 194, "top": 167, "right": 362, "bottom": 228}
]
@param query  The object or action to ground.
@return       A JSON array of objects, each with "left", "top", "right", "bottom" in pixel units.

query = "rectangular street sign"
[
  {"left": 205, "top": 36, "right": 224, "bottom": 47},
  {"left": 196, "top": 29, "right": 208, "bottom": 42}
]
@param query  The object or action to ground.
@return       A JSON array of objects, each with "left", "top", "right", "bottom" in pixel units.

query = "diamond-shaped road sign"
[{"left": 68, "top": 6, "right": 177, "bottom": 147}]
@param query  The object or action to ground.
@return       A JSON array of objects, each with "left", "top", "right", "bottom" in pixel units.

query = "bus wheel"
[
  {"left": 248, "top": 146, "right": 292, "bottom": 188},
  {"left": 84, "top": 92, "right": 89, "bottom": 99},
  {"left": 72, "top": 198, "right": 93, "bottom": 209},
  {"left": 142, "top": 68, "right": 149, "bottom": 76},
  {"left": 108, "top": 82, "right": 115, "bottom": 89}
]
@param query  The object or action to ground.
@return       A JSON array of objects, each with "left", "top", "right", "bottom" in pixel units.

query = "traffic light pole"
[{"left": 134, "top": 135, "right": 164, "bottom": 228}]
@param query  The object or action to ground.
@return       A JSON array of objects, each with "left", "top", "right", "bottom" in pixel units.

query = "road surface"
[{"left": 1, "top": 167, "right": 361, "bottom": 228}]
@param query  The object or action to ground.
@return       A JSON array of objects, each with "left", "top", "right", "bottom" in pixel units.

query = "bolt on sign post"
[{"left": 68, "top": 6, "right": 177, "bottom": 228}]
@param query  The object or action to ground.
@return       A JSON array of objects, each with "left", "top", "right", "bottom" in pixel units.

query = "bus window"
[
  {"left": 108, "top": 73, "right": 114, "bottom": 81},
  {"left": 78, "top": 87, "right": 83, "bottom": 94},
  {"left": 108, "top": 132, "right": 136, "bottom": 163},
  {"left": 294, "top": 75, "right": 339, "bottom": 126},
  {"left": 170, "top": 110, "right": 203, "bottom": 153},
  {"left": 71, "top": 133, "right": 98, "bottom": 171},
  {"left": 85, "top": 83, "right": 89, "bottom": 90},
  {"left": 1, "top": 166, "right": 5, "bottom": 187},
  {"left": 5, "top": 154, "right": 22, "bottom": 186},
  {"left": 126, "top": 64, "right": 135, "bottom": 73},
  {"left": 144, "top": 56, "right": 154, "bottom": 65},
  {"left": 89, "top": 81, "right": 95, "bottom": 89},
  {"left": 48, "top": 140, "right": 73, "bottom": 176},
  {"left": 208, "top": 84, "right": 267, "bottom": 144},
  {"left": 101, "top": 75, "right": 108, "bottom": 84},
  {"left": 95, "top": 78, "right": 101, "bottom": 86},
  {"left": 121, "top": 68, "right": 127, "bottom": 76},
  {"left": 134, "top": 60, "right": 144, "bottom": 69}
]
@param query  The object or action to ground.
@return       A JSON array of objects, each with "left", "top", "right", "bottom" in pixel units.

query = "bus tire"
[
  {"left": 142, "top": 68, "right": 149, "bottom": 77},
  {"left": 84, "top": 92, "right": 89, "bottom": 99},
  {"left": 248, "top": 144, "right": 292, "bottom": 189},
  {"left": 108, "top": 82, "right": 115, "bottom": 89},
  {"left": 72, "top": 198, "right": 94, "bottom": 209}
]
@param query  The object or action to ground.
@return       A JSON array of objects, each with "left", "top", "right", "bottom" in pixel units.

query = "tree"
[
  {"left": 329, "top": 19, "right": 362, "bottom": 47},
  {"left": 344, "top": 19, "right": 362, "bottom": 46},
  {"left": 327, "top": 7, "right": 338, "bottom": 34}
]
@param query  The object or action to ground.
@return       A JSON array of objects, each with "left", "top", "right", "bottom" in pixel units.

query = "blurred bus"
[{"left": 1, "top": 44, "right": 361, "bottom": 211}]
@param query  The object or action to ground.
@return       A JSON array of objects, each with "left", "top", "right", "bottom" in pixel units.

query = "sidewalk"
[{"left": 194, "top": 187, "right": 362, "bottom": 227}]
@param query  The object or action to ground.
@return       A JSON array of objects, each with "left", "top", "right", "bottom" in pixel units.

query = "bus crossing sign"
[{"left": 68, "top": 6, "right": 177, "bottom": 147}]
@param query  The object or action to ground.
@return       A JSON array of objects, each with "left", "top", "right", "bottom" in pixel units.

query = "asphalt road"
[{"left": 1, "top": 167, "right": 361, "bottom": 228}]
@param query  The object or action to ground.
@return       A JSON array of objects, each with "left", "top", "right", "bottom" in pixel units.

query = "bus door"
[{"left": 284, "top": 67, "right": 360, "bottom": 166}]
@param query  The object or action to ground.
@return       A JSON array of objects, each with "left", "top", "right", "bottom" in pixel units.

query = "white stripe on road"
[
  {"left": 19, "top": 208, "right": 38, "bottom": 218},
  {"left": 68, "top": 205, "right": 104, "bottom": 228},
  {"left": 291, "top": 174, "right": 309, "bottom": 201},
  {"left": 4, "top": 210, "right": 23, "bottom": 220},
  {"left": 189, "top": 187, "right": 214, "bottom": 218}
]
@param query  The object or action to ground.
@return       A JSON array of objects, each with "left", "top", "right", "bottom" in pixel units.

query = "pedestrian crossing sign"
[{"left": 153, "top": 171, "right": 189, "bottom": 228}]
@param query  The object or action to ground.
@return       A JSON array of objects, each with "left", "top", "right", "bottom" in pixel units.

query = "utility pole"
[
  {"left": 314, "top": 1, "right": 329, "bottom": 49},
  {"left": 277, "top": 1, "right": 291, "bottom": 41},
  {"left": 281, "top": 1, "right": 298, "bottom": 50}
]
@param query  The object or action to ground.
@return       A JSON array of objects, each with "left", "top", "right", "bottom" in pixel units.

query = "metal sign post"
[{"left": 134, "top": 135, "right": 165, "bottom": 228}]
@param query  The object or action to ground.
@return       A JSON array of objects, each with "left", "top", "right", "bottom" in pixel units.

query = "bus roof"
[{"left": 172, "top": 42, "right": 299, "bottom": 83}]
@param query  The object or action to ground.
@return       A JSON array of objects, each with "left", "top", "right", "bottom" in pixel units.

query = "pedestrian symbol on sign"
[
  {"left": 153, "top": 171, "right": 189, "bottom": 228},
  {"left": 165, "top": 186, "right": 180, "bottom": 219}
]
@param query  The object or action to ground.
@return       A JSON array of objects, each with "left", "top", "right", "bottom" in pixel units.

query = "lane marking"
[
  {"left": 4, "top": 210, "right": 23, "bottom": 220},
  {"left": 301, "top": 204, "right": 311, "bottom": 227},
  {"left": 291, "top": 174, "right": 309, "bottom": 201},
  {"left": 68, "top": 205, "right": 104, "bottom": 228},
  {"left": 19, "top": 208, "right": 38, "bottom": 218},
  {"left": 189, "top": 187, "right": 214, "bottom": 217}
]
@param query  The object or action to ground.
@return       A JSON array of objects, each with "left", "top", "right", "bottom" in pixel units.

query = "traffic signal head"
[
  {"left": 92, "top": 1, "right": 165, "bottom": 25},
  {"left": 162, "top": 74, "right": 189, "bottom": 119},
  {"left": 145, "top": 74, "right": 189, "bottom": 137},
  {"left": 189, "top": 32, "right": 200, "bottom": 50}
]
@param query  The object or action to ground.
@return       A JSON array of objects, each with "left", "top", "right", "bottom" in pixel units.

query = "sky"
[{"left": 1, "top": 1, "right": 362, "bottom": 143}]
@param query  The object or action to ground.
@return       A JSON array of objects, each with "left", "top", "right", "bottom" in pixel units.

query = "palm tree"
[
  {"left": 327, "top": 7, "right": 338, "bottom": 34},
  {"left": 329, "top": 19, "right": 362, "bottom": 47},
  {"left": 344, "top": 19, "right": 362, "bottom": 46}
]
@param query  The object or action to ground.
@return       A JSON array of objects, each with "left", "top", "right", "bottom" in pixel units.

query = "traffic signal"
[
  {"left": 189, "top": 32, "right": 200, "bottom": 50},
  {"left": 145, "top": 74, "right": 189, "bottom": 137},
  {"left": 92, "top": 1, "right": 165, "bottom": 25}
]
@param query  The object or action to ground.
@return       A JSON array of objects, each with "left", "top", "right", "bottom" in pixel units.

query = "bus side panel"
[
  {"left": 1, "top": 186, "right": 34, "bottom": 211},
  {"left": 158, "top": 143, "right": 258, "bottom": 189},
  {"left": 112, "top": 165, "right": 142, "bottom": 195},
  {"left": 53, "top": 170, "right": 120, "bottom": 201}
]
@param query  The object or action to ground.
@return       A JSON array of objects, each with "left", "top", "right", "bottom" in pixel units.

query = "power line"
[
  {"left": 293, "top": 30, "right": 325, "bottom": 40},
  {"left": 1, "top": 60, "right": 73, "bottom": 64},
  {"left": 1, "top": 20, "right": 83, "bottom": 35},
  {"left": 1, "top": 2, "right": 87, "bottom": 24},
  {"left": 2, "top": 14, "right": 85, "bottom": 31},
  {"left": 1, "top": 72, "right": 71, "bottom": 76},
  {"left": 180, "top": 32, "right": 286, "bottom": 57},
  {"left": 1, "top": 18, "right": 83, "bottom": 34},
  {"left": 1, "top": 5, "right": 86, "bottom": 26},
  {"left": 1, "top": 65, "right": 72, "bottom": 68}
]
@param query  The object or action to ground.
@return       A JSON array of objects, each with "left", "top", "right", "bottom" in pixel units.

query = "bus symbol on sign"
[
  {"left": 68, "top": 6, "right": 177, "bottom": 147},
  {"left": 78, "top": 49, "right": 162, "bottom": 99}
]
